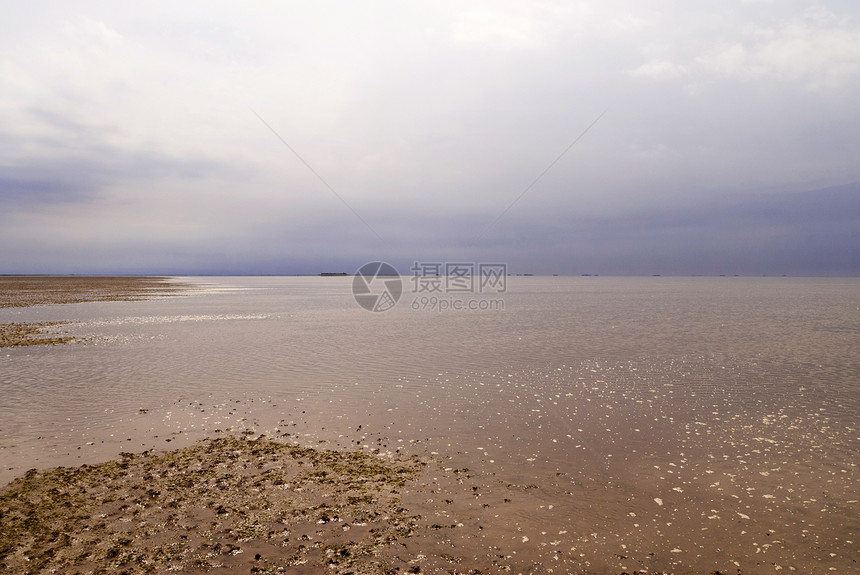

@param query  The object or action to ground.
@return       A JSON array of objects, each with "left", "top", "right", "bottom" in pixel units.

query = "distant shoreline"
[
  {"left": 4, "top": 273, "right": 857, "bottom": 278},
  {"left": 0, "top": 276, "right": 189, "bottom": 347},
  {"left": 0, "top": 276, "right": 188, "bottom": 308}
]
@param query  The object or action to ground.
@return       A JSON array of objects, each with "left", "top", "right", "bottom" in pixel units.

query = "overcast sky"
[{"left": 1, "top": 0, "right": 858, "bottom": 275}]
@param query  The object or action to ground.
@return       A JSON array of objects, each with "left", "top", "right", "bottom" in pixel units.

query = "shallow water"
[{"left": 1, "top": 276, "right": 858, "bottom": 572}]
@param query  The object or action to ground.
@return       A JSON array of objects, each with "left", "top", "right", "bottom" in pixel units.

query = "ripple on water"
[{"left": 1, "top": 277, "right": 857, "bottom": 572}]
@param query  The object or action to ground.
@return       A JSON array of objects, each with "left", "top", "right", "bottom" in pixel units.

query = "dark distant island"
[{"left": 319, "top": 272, "right": 349, "bottom": 276}]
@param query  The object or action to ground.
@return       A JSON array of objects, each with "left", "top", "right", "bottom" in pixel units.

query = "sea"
[{"left": 1, "top": 276, "right": 858, "bottom": 572}]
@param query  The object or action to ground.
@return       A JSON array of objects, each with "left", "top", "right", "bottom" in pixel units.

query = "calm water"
[{"left": 1, "top": 276, "right": 858, "bottom": 572}]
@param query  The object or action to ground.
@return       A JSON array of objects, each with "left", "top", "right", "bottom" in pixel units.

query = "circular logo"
[{"left": 352, "top": 262, "right": 402, "bottom": 312}]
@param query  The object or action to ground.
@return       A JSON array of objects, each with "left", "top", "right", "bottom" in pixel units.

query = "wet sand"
[
  {"left": 1, "top": 423, "right": 603, "bottom": 574},
  {"left": 0, "top": 277, "right": 522, "bottom": 573},
  {"left": 0, "top": 322, "right": 76, "bottom": 347},
  {"left": 2, "top": 276, "right": 857, "bottom": 573},
  {"left": 0, "top": 276, "right": 186, "bottom": 347},
  {"left": 0, "top": 396, "right": 588, "bottom": 574},
  {"left": 0, "top": 276, "right": 186, "bottom": 309},
  {"left": 5, "top": 388, "right": 855, "bottom": 574},
  {"left": 0, "top": 436, "right": 429, "bottom": 574}
]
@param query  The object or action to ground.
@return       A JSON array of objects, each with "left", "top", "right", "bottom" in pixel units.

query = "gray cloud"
[{"left": 0, "top": 1, "right": 858, "bottom": 275}]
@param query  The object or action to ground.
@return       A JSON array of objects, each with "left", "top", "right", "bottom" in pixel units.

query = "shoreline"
[
  {"left": 0, "top": 276, "right": 188, "bottom": 347},
  {"left": 0, "top": 276, "right": 187, "bottom": 309},
  {"left": 0, "top": 409, "right": 761, "bottom": 575},
  {"left": 2, "top": 276, "right": 856, "bottom": 573},
  {"left": 1, "top": 432, "right": 576, "bottom": 574},
  {"left": 0, "top": 428, "right": 710, "bottom": 575}
]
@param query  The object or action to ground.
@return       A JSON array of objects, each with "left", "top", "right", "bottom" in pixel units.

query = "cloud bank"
[{"left": 1, "top": 1, "right": 858, "bottom": 275}]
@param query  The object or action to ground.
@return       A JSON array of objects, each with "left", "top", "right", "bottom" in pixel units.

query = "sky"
[{"left": 1, "top": 0, "right": 858, "bottom": 276}]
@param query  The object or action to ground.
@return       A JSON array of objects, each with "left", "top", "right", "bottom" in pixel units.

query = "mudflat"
[
  {"left": 0, "top": 276, "right": 185, "bottom": 347},
  {"left": 0, "top": 436, "right": 434, "bottom": 574},
  {"left": 2, "top": 276, "right": 857, "bottom": 573},
  {"left": 0, "top": 276, "right": 185, "bottom": 309}
]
